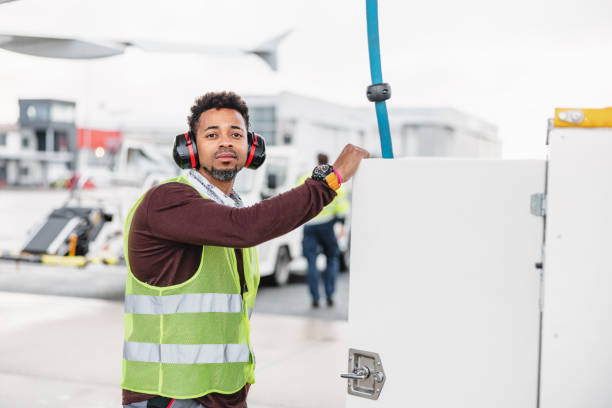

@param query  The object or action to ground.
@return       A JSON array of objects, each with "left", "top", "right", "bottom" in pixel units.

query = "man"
[
  {"left": 297, "top": 153, "right": 349, "bottom": 308},
  {"left": 121, "top": 91, "right": 369, "bottom": 408}
]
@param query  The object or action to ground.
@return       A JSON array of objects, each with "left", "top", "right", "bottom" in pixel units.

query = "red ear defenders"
[{"left": 172, "top": 131, "right": 266, "bottom": 170}]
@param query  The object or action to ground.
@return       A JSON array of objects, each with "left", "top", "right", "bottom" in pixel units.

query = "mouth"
[{"left": 214, "top": 151, "right": 238, "bottom": 164}]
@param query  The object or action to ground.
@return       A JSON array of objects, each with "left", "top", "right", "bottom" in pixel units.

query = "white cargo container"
[{"left": 342, "top": 113, "right": 612, "bottom": 407}]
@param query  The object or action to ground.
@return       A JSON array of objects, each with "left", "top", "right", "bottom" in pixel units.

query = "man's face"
[{"left": 195, "top": 108, "right": 248, "bottom": 181}]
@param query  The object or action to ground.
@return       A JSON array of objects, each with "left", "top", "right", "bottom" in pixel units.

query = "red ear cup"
[
  {"left": 245, "top": 132, "right": 266, "bottom": 169},
  {"left": 184, "top": 132, "right": 197, "bottom": 169},
  {"left": 172, "top": 131, "right": 200, "bottom": 169},
  {"left": 245, "top": 134, "right": 257, "bottom": 168}
]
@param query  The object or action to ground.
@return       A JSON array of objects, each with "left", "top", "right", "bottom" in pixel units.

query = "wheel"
[{"left": 273, "top": 246, "right": 291, "bottom": 286}]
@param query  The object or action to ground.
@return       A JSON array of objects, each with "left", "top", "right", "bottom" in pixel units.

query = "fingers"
[{"left": 333, "top": 144, "right": 370, "bottom": 183}]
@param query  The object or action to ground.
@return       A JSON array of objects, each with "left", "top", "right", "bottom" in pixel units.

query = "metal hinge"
[{"left": 530, "top": 193, "right": 546, "bottom": 217}]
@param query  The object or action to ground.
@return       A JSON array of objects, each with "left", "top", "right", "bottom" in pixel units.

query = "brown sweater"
[{"left": 123, "top": 178, "right": 336, "bottom": 407}]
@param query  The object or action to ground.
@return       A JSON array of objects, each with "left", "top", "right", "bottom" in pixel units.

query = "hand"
[
  {"left": 333, "top": 144, "right": 370, "bottom": 183},
  {"left": 337, "top": 224, "right": 346, "bottom": 239}
]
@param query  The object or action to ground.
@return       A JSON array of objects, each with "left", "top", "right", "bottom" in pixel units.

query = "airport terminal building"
[{"left": 0, "top": 99, "right": 77, "bottom": 186}]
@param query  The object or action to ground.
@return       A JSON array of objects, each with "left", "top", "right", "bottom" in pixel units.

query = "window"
[
  {"left": 36, "top": 130, "right": 46, "bottom": 151},
  {"left": 50, "top": 104, "right": 75, "bottom": 123},
  {"left": 265, "top": 156, "right": 289, "bottom": 188},
  {"left": 54, "top": 131, "right": 68, "bottom": 152},
  {"left": 250, "top": 106, "right": 277, "bottom": 145},
  {"left": 0, "top": 133, "right": 6, "bottom": 146},
  {"left": 126, "top": 147, "right": 158, "bottom": 174},
  {"left": 22, "top": 137, "right": 30, "bottom": 149}
]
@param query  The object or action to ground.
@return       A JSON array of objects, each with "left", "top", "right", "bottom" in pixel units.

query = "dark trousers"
[
  {"left": 124, "top": 397, "right": 248, "bottom": 408},
  {"left": 302, "top": 220, "right": 340, "bottom": 302}
]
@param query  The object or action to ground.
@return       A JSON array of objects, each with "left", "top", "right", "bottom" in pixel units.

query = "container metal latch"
[{"left": 341, "top": 348, "right": 386, "bottom": 400}]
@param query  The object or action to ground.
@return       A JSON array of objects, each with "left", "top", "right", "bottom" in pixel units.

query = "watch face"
[{"left": 312, "top": 164, "right": 333, "bottom": 181}]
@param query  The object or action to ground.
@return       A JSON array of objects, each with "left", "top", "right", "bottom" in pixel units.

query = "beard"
[{"left": 201, "top": 165, "right": 239, "bottom": 181}]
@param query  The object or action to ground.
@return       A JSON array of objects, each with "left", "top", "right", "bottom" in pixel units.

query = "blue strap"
[{"left": 366, "top": 0, "right": 394, "bottom": 158}]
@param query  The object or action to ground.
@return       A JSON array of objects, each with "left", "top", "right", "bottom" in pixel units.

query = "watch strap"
[
  {"left": 332, "top": 168, "right": 342, "bottom": 186},
  {"left": 325, "top": 172, "right": 340, "bottom": 191}
]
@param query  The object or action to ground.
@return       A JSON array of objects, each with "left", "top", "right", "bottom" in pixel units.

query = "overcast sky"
[{"left": 1, "top": 0, "right": 611, "bottom": 158}]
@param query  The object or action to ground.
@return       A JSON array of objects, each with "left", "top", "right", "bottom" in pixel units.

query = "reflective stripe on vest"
[
  {"left": 125, "top": 293, "right": 244, "bottom": 315},
  {"left": 123, "top": 398, "right": 203, "bottom": 408},
  {"left": 124, "top": 342, "right": 251, "bottom": 364}
]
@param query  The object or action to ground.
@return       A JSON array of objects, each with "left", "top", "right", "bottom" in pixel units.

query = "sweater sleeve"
[{"left": 144, "top": 179, "right": 336, "bottom": 248}]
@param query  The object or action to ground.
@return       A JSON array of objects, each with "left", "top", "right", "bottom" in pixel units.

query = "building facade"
[
  {"left": 245, "top": 92, "right": 501, "bottom": 171},
  {"left": 0, "top": 99, "right": 78, "bottom": 186}
]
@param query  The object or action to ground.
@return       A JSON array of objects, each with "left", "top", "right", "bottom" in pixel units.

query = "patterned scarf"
[{"left": 185, "top": 169, "right": 245, "bottom": 209}]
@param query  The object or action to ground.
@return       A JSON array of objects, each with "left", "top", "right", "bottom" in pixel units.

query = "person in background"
[{"left": 297, "top": 153, "right": 350, "bottom": 308}]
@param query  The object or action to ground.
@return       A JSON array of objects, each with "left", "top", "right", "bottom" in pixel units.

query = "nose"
[{"left": 219, "top": 132, "right": 234, "bottom": 147}]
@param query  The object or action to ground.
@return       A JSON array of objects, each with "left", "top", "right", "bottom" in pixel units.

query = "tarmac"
[
  {"left": 0, "top": 289, "right": 349, "bottom": 408},
  {"left": 0, "top": 253, "right": 351, "bottom": 408},
  {"left": 0, "top": 260, "right": 350, "bottom": 320}
]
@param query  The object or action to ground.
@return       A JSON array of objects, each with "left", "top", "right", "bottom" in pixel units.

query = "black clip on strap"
[{"left": 366, "top": 83, "right": 392, "bottom": 102}]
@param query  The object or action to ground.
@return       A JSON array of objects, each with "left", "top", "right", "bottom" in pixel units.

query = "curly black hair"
[{"left": 187, "top": 91, "right": 250, "bottom": 136}]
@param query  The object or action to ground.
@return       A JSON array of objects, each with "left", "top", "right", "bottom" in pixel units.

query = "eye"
[
  {"left": 205, "top": 133, "right": 217, "bottom": 139},
  {"left": 232, "top": 132, "right": 243, "bottom": 138}
]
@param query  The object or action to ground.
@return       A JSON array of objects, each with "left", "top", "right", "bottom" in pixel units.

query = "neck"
[{"left": 197, "top": 168, "right": 235, "bottom": 196}]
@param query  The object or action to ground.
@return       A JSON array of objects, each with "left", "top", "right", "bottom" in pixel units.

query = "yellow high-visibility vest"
[{"left": 121, "top": 173, "right": 259, "bottom": 399}]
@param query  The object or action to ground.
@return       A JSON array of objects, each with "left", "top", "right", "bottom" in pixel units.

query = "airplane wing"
[
  {"left": 0, "top": 31, "right": 292, "bottom": 70},
  {"left": 0, "top": 34, "right": 127, "bottom": 59}
]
